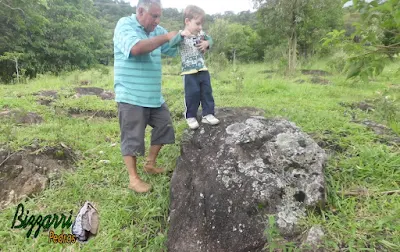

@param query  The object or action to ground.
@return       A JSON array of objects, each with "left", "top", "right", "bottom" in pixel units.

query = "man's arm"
[
  {"left": 131, "top": 32, "right": 177, "bottom": 56},
  {"left": 160, "top": 28, "right": 181, "bottom": 57},
  {"left": 169, "top": 31, "right": 184, "bottom": 48}
]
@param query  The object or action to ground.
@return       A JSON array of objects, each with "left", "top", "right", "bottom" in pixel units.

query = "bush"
[
  {"left": 209, "top": 52, "right": 229, "bottom": 74},
  {"left": 326, "top": 50, "right": 348, "bottom": 73}
]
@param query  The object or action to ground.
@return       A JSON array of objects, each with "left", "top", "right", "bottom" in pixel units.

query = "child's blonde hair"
[{"left": 183, "top": 5, "right": 205, "bottom": 24}]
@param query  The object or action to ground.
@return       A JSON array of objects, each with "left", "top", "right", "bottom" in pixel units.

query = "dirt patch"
[
  {"left": 34, "top": 90, "right": 58, "bottom": 99},
  {"left": 99, "top": 91, "right": 115, "bottom": 100},
  {"left": 33, "top": 90, "right": 59, "bottom": 106},
  {"left": 0, "top": 144, "right": 76, "bottom": 209},
  {"left": 170, "top": 109, "right": 185, "bottom": 121},
  {"left": 68, "top": 108, "right": 116, "bottom": 118},
  {"left": 309, "top": 130, "right": 348, "bottom": 155},
  {"left": 75, "top": 87, "right": 104, "bottom": 96},
  {"left": 310, "top": 76, "right": 330, "bottom": 85},
  {"left": 0, "top": 109, "right": 43, "bottom": 124},
  {"left": 80, "top": 80, "right": 91, "bottom": 86},
  {"left": 352, "top": 120, "right": 400, "bottom": 145},
  {"left": 74, "top": 87, "right": 115, "bottom": 100},
  {"left": 37, "top": 98, "right": 53, "bottom": 106},
  {"left": 388, "top": 83, "right": 400, "bottom": 89},
  {"left": 259, "top": 70, "right": 276, "bottom": 74},
  {"left": 339, "top": 101, "right": 375, "bottom": 112},
  {"left": 301, "top": 69, "right": 332, "bottom": 76},
  {"left": 221, "top": 80, "right": 232, "bottom": 84}
]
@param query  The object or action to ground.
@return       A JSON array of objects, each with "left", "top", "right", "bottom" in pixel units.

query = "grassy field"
[{"left": 0, "top": 60, "right": 399, "bottom": 251}]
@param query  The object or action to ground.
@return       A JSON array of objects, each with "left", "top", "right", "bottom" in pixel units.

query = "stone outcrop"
[
  {"left": 0, "top": 146, "right": 75, "bottom": 209},
  {"left": 168, "top": 107, "right": 327, "bottom": 251}
]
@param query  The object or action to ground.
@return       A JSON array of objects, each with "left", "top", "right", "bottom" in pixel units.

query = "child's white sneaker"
[
  {"left": 201, "top": 114, "right": 220, "bottom": 125},
  {"left": 186, "top": 117, "right": 199, "bottom": 129}
]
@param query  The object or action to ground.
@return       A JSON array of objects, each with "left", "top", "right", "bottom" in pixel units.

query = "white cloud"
[{"left": 129, "top": 0, "right": 255, "bottom": 14}]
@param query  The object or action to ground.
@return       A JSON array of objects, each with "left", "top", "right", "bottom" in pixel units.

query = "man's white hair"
[{"left": 137, "top": 0, "right": 161, "bottom": 11}]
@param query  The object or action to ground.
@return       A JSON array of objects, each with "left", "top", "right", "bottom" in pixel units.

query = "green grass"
[{"left": 0, "top": 60, "right": 399, "bottom": 251}]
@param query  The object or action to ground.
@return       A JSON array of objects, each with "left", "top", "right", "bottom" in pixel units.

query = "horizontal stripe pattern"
[{"left": 113, "top": 14, "right": 172, "bottom": 108}]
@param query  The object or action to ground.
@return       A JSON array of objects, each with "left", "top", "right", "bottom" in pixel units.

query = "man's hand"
[
  {"left": 180, "top": 29, "right": 191, "bottom": 37},
  {"left": 196, "top": 40, "right": 209, "bottom": 53},
  {"left": 166, "top": 31, "right": 178, "bottom": 40}
]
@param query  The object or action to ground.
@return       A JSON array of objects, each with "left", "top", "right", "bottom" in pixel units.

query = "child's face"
[{"left": 184, "top": 16, "right": 204, "bottom": 35}]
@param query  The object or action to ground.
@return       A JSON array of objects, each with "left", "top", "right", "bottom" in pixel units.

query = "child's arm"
[{"left": 196, "top": 32, "right": 213, "bottom": 53}]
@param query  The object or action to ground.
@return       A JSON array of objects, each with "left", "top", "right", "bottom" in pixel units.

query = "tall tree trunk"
[
  {"left": 14, "top": 57, "right": 19, "bottom": 84},
  {"left": 287, "top": 4, "right": 298, "bottom": 76},
  {"left": 288, "top": 28, "right": 297, "bottom": 75},
  {"left": 233, "top": 48, "right": 236, "bottom": 69}
]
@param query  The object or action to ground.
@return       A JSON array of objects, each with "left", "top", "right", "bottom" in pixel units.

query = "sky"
[{"left": 128, "top": 0, "right": 255, "bottom": 15}]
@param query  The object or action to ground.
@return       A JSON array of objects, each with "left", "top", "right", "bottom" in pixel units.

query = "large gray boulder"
[{"left": 168, "top": 108, "right": 327, "bottom": 252}]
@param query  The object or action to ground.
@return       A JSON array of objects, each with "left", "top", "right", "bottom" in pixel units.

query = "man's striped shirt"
[{"left": 113, "top": 14, "right": 176, "bottom": 108}]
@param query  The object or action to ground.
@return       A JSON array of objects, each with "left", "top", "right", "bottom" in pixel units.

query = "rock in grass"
[
  {"left": 71, "top": 201, "right": 99, "bottom": 243},
  {"left": 168, "top": 107, "right": 327, "bottom": 251}
]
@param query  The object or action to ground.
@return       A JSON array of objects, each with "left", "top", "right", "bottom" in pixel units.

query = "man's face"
[
  {"left": 138, "top": 5, "right": 162, "bottom": 33},
  {"left": 185, "top": 16, "right": 204, "bottom": 36}
]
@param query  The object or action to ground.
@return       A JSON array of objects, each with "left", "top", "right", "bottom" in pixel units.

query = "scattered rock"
[
  {"left": 68, "top": 108, "right": 116, "bottom": 119},
  {"left": 339, "top": 100, "right": 375, "bottom": 112},
  {"left": 74, "top": 87, "right": 115, "bottom": 100},
  {"left": 37, "top": 98, "right": 53, "bottom": 106},
  {"left": 99, "top": 91, "right": 115, "bottom": 100},
  {"left": 309, "top": 130, "right": 347, "bottom": 155},
  {"left": 310, "top": 77, "right": 330, "bottom": 85},
  {"left": 356, "top": 101, "right": 375, "bottom": 112},
  {"left": 34, "top": 90, "right": 59, "bottom": 106},
  {"left": 0, "top": 145, "right": 76, "bottom": 209},
  {"left": 75, "top": 87, "right": 104, "bottom": 96},
  {"left": 34, "top": 90, "right": 58, "bottom": 99},
  {"left": 80, "top": 80, "right": 91, "bottom": 86},
  {"left": 301, "top": 225, "right": 325, "bottom": 251},
  {"left": 168, "top": 107, "right": 327, "bottom": 252},
  {"left": 301, "top": 70, "right": 331, "bottom": 76},
  {"left": 259, "top": 70, "right": 276, "bottom": 74},
  {"left": 0, "top": 109, "right": 43, "bottom": 124},
  {"left": 352, "top": 120, "right": 400, "bottom": 145},
  {"left": 358, "top": 120, "right": 392, "bottom": 135},
  {"left": 388, "top": 83, "right": 400, "bottom": 90}
]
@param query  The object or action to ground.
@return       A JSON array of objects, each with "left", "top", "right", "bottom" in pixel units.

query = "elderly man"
[{"left": 113, "top": 0, "right": 178, "bottom": 193}]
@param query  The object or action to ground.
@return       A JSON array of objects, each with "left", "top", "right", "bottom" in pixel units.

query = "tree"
[
  {"left": 323, "top": 0, "right": 400, "bottom": 81},
  {"left": 297, "top": 0, "right": 343, "bottom": 59},
  {"left": 253, "top": 0, "right": 343, "bottom": 74},
  {"left": 0, "top": 0, "right": 109, "bottom": 82},
  {"left": 0, "top": 52, "right": 24, "bottom": 83},
  {"left": 208, "top": 19, "right": 263, "bottom": 62},
  {"left": 253, "top": 0, "right": 307, "bottom": 74},
  {"left": 0, "top": 0, "right": 49, "bottom": 82}
]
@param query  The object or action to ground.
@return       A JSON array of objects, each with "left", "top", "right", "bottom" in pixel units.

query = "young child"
[{"left": 169, "top": 5, "right": 220, "bottom": 130}]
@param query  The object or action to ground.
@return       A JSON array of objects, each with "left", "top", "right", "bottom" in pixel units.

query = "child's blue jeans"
[{"left": 183, "top": 71, "right": 215, "bottom": 119}]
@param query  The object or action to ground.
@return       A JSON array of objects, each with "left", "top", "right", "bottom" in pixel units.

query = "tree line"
[{"left": 0, "top": 0, "right": 398, "bottom": 83}]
